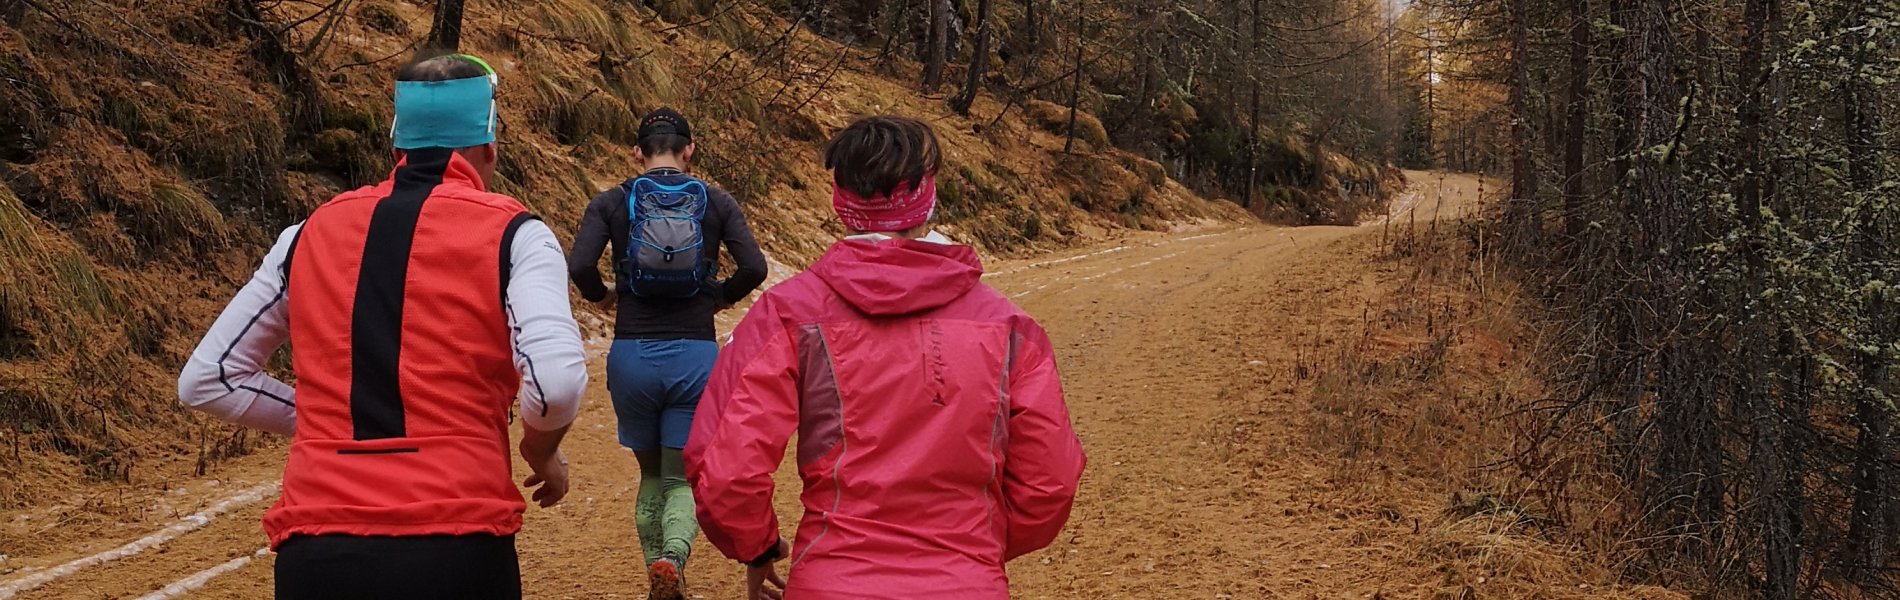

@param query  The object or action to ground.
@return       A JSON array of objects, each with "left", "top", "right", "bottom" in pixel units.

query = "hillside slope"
[{"left": 0, "top": 0, "right": 1282, "bottom": 506}]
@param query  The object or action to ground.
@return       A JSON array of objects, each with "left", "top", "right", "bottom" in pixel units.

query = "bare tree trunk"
[
  {"left": 1423, "top": 29, "right": 1437, "bottom": 166},
  {"left": 1062, "top": 0, "right": 1084, "bottom": 154},
  {"left": 1507, "top": 0, "right": 1537, "bottom": 229},
  {"left": 1735, "top": 0, "right": 1778, "bottom": 227},
  {"left": 428, "top": 0, "right": 466, "bottom": 52},
  {"left": 1562, "top": 0, "right": 1590, "bottom": 238},
  {"left": 1733, "top": 2, "right": 1792, "bottom": 596},
  {"left": 1614, "top": 0, "right": 1702, "bottom": 551},
  {"left": 949, "top": 0, "right": 993, "bottom": 114},
  {"left": 1243, "top": 0, "right": 1261, "bottom": 210},
  {"left": 922, "top": 0, "right": 951, "bottom": 90},
  {"left": 1842, "top": 0, "right": 1895, "bottom": 585},
  {"left": 1024, "top": 0, "right": 1041, "bottom": 55}
]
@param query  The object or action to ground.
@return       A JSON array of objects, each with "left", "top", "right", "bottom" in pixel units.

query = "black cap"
[{"left": 638, "top": 107, "right": 692, "bottom": 142}]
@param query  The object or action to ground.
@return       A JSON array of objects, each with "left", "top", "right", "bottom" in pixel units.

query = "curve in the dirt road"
[
  {"left": 983, "top": 246, "right": 1132, "bottom": 279},
  {"left": 133, "top": 548, "right": 270, "bottom": 600},
  {"left": 984, "top": 228, "right": 1235, "bottom": 281},
  {"left": 0, "top": 482, "right": 279, "bottom": 599}
]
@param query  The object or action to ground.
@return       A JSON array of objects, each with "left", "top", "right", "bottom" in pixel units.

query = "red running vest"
[{"left": 267, "top": 149, "right": 535, "bottom": 548}]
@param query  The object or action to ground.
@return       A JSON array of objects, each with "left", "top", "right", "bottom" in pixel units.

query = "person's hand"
[
  {"left": 522, "top": 449, "right": 569, "bottom": 508},
  {"left": 745, "top": 539, "right": 790, "bottom": 600},
  {"left": 593, "top": 290, "right": 618, "bottom": 312}
]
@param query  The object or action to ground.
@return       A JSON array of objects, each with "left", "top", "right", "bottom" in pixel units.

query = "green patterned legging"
[{"left": 634, "top": 448, "right": 698, "bottom": 567}]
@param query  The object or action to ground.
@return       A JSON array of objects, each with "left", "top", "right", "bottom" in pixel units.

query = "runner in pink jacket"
[{"left": 686, "top": 116, "right": 1085, "bottom": 600}]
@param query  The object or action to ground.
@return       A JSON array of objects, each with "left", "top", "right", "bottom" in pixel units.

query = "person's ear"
[
  {"left": 634, "top": 146, "right": 648, "bottom": 164},
  {"left": 464, "top": 143, "right": 501, "bottom": 188},
  {"left": 683, "top": 143, "right": 696, "bottom": 164}
]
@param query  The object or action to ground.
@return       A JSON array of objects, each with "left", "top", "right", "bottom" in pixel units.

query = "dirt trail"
[{"left": 0, "top": 171, "right": 1610, "bottom": 599}]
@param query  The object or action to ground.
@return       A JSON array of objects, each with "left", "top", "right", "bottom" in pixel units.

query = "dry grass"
[{"left": 1301, "top": 219, "right": 1684, "bottom": 600}]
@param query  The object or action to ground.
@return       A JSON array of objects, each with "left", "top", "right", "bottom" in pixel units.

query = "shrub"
[
  {"left": 358, "top": 2, "right": 408, "bottom": 35},
  {"left": 1025, "top": 99, "right": 1109, "bottom": 149}
]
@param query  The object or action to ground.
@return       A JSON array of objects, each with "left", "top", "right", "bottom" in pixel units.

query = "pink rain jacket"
[{"left": 687, "top": 236, "right": 1086, "bottom": 599}]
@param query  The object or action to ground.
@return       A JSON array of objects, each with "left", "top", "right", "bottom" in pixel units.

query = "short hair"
[
  {"left": 639, "top": 133, "right": 692, "bottom": 157},
  {"left": 392, "top": 54, "right": 493, "bottom": 153},
  {"left": 396, "top": 54, "right": 490, "bottom": 83},
  {"left": 823, "top": 116, "right": 943, "bottom": 199}
]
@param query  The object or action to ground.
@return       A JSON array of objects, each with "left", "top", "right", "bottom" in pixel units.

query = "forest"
[
  {"left": 1409, "top": 0, "right": 1900, "bottom": 597},
  {"left": 0, "top": 0, "right": 1896, "bottom": 597},
  {"left": 752, "top": 0, "right": 1423, "bottom": 222}
]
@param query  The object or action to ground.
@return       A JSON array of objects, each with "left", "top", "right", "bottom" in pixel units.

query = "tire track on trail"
[
  {"left": 7, "top": 490, "right": 275, "bottom": 600},
  {"left": 0, "top": 482, "right": 278, "bottom": 600},
  {"left": 36, "top": 171, "right": 1489, "bottom": 599}
]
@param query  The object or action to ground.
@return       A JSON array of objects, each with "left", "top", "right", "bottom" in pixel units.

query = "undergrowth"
[{"left": 1302, "top": 209, "right": 1674, "bottom": 599}]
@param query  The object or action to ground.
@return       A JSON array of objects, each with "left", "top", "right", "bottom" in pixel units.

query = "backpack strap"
[
  {"left": 627, "top": 175, "right": 710, "bottom": 212},
  {"left": 622, "top": 175, "right": 651, "bottom": 202}
]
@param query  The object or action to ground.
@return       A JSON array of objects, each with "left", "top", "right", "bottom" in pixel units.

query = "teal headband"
[{"left": 392, "top": 56, "right": 498, "bottom": 150}]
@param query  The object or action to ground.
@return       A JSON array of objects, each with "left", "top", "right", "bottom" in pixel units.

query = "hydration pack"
[{"left": 623, "top": 175, "right": 709, "bottom": 298}]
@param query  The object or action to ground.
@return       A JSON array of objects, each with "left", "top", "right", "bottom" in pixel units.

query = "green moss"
[
  {"left": 936, "top": 175, "right": 968, "bottom": 219},
  {"left": 323, "top": 100, "right": 384, "bottom": 137},
  {"left": 310, "top": 128, "right": 386, "bottom": 186}
]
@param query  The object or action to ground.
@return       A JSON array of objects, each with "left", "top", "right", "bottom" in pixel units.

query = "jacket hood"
[{"left": 811, "top": 237, "right": 984, "bottom": 316}]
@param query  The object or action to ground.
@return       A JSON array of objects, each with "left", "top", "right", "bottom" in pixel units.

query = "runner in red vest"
[{"left": 177, "top": 54, "right": 588, "bottom": 600}]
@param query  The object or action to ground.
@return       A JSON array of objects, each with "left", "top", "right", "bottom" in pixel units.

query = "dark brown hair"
[
  {"left": 395, "top": 53, "right": 489, "bottom": 83},
  {"left": 823, "top": 116, "right": 942, "bottom": 198},
  {"left": 639, "top": 134, "right": 692, "bottom": 157}
]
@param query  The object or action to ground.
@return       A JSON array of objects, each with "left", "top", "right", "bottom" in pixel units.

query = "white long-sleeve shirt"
[{"left": 177, "top": 221, "right": 588, "bottom": 436}]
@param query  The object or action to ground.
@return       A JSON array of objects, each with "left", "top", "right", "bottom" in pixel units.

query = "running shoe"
[{"left": 647, "top": 553, "right": 686, "bottom": 600}]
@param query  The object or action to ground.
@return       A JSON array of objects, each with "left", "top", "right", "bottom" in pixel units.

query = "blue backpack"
[{"left": 623, "top": 175, "right": 709, "bottom": 298}]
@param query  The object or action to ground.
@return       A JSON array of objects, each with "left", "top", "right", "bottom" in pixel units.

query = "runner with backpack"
[{"left": 567, "top": 107, "right": 768, "bottom": 600}]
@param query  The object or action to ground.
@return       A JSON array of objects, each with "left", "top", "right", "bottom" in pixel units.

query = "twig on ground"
[
  {"left": 786, "top": 47, "right": 850, "bottom": 114},
  {"left": 275, "top": 0, "right": 345, "bottom": 36},
  {"left": 652, "top": 0, "right": 738, "bottom": 35},
  {"left": 301, "top": 0, "right": 355, "bottom": 63},
  {"left": 336, "top": 37, "right": 421, "bottom": 70}
]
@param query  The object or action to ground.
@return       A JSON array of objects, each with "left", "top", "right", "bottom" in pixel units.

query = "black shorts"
[{"left": 274, "top": 534, "right": 521, "bottom": 600}]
